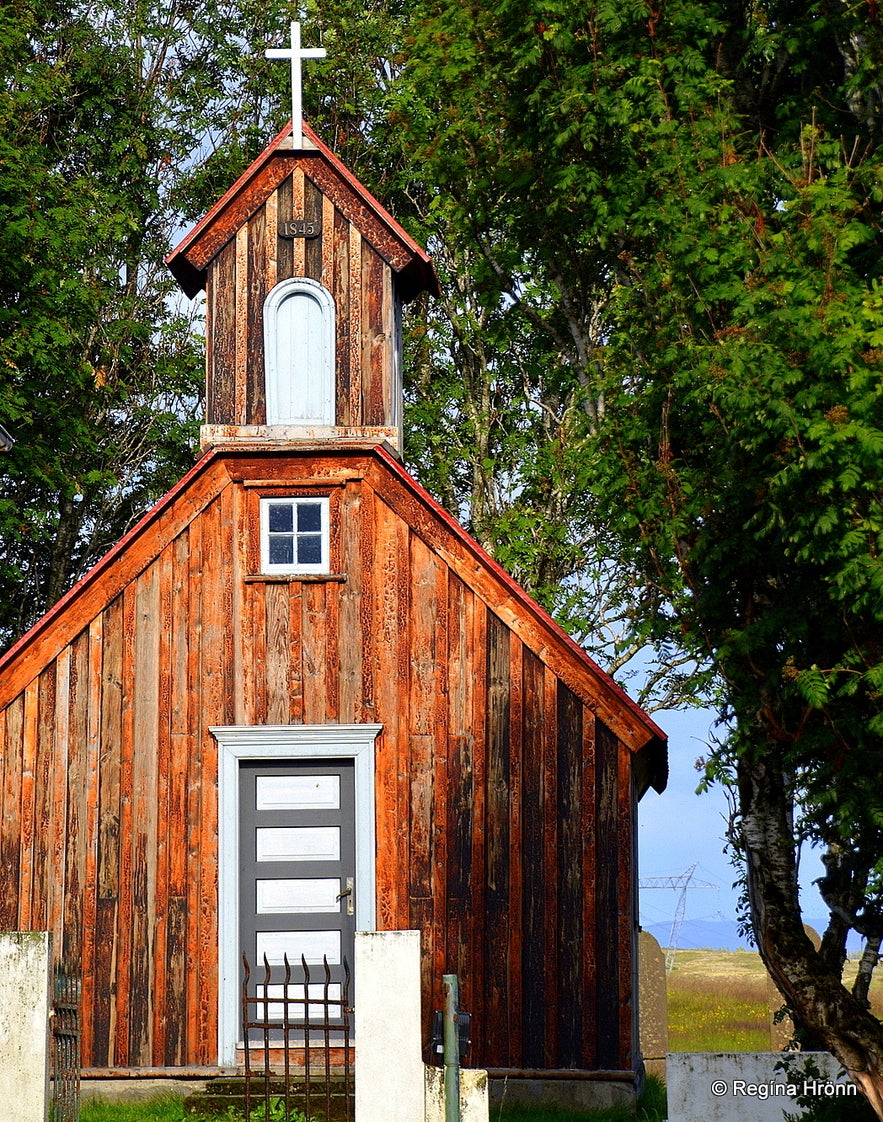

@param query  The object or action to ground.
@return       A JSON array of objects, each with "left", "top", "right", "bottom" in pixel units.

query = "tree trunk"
[{"left": 739, "top": 751, "right": 883, "bottom": 1117}]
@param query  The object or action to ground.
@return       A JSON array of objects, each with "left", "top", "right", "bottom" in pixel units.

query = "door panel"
[{"left": 240, "top": 759, "right": 355, "bottom": 1032}]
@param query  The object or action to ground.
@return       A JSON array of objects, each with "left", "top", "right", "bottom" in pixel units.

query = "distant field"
[{"left": 666, "top": 948, "right": 883, "bottom": 1052}]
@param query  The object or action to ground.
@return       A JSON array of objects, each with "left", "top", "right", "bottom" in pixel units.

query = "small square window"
[{"left": 260, "top": 497, "right": 330, "bottom": 574}]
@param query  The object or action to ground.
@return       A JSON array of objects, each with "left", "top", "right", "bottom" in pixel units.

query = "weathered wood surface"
[
  {"left": 204, "top": 165, "right": 398, "bottom": 433},
  {"left": 0, "top": 446, "right": 655, "bottom": 1072}
]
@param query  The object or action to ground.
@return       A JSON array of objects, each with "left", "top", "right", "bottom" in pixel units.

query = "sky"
[{"left": 637, "top": 703, "right": 829, "bottom": 950}]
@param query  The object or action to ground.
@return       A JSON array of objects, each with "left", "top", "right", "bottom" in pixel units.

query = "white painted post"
[
  {"left": 355, "top": 930, "right": 425, "bottom": 1122},
  {"left": 0, "top": 932, "right": 52, "bottom": 1122}
]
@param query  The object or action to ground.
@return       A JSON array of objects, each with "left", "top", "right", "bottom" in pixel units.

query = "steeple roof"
[{"left": 166, "top": 120, "right": 438, "bottom": 302}]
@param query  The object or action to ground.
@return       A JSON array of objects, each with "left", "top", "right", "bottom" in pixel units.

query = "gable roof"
[
  {"left": 166, "top": 121, "right": 438, "bottom": 301},
  {"left": 0, "top": 444, "right": 666, "bottom": 791}
]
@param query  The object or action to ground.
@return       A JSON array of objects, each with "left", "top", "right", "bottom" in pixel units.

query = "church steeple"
[{"left": 166, "top": 74, "right": 437, "bottom": 454}]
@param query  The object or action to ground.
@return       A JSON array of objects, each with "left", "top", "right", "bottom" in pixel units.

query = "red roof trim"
[
  {"left": 371, "top": 444, "right": 668, "bottom": 747},
  {"left": 0, "top": 441, "right": 665, "bottom": 756},
  {"left": 166, "top": 120, "right": 437, "bottom": 297}
]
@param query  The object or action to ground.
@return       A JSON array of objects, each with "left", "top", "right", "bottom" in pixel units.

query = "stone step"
[{"left": 183, "top": 1076, "right": 353, "bottom": 1121}]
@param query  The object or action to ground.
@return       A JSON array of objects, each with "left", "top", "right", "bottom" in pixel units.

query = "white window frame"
[
  {"left": 264, "top": 277, "right": 335, "bottom": 426},
  {"left": 213, "top": 722, "right": 381, "bottom": 1066},
  {"left": 260, "top": 495, "right": 330, "bottom": 575}
]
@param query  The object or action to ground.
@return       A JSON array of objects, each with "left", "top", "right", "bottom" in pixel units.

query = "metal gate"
[
  {"left": 242, "top": 952, "right": 353, "bottom": 1121},
  {"left": 52, "top": 961, "right": 81, "bottom": 1122}
]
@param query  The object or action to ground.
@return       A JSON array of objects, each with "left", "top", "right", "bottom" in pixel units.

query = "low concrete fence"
[{"left": 666, "top": 1052, "right": 858, "bottom": 1122}]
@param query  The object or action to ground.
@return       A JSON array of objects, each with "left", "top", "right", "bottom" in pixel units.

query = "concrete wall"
[
  {"left": 425, "top": 1068, "right": 488, "bottom": 1122},
  {"left": 354, "top": 930, "right": 488, "bottom": 1122},
  {"left": 666, "top": 1052, "right": 858, "bottom": 1122},
  {"left": 0, "top": 932, "right": 51, "bottom": 1122},
  {"left": 355, "top": 930, "right": 425, "bottom": 1122}
]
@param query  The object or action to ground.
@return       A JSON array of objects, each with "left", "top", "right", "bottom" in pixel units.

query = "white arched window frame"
[{"left": 264, "top": 277, "right": 336, "bottom": 426}]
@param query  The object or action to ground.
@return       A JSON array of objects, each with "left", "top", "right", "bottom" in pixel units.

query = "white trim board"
[{"left": 212, "top": 723, "right": 381, "bottom": 1066}]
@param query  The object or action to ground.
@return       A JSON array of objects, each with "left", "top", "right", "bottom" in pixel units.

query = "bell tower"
[{"left": 166, "top": 30, "right": 436, "bottom": 453}]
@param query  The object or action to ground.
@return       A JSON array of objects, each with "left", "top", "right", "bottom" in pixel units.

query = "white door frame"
[{"left": 212, "top": 723, "right": 381, "bottom": 1066}]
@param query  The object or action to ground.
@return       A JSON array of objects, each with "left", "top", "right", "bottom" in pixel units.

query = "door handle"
[{"left": 337, "top": 877, "right": 354, "bottom": 916}]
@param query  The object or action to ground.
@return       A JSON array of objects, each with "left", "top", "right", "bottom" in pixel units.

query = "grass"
[
  {"left": 80, "top": 1077, "right": 667, "bottom": 1122},
  {"left": 666, "top": 947, "right": 883, "bottom": 1053},
  {"left": 667, "top": 967, "right": 770, "bottom": 1052},
  {"left": 80, "top": 1094, "right": 187, "bottom": 1122}
]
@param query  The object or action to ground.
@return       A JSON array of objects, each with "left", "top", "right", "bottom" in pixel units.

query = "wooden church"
[{"left": 0, "top": 63, "right": 667, "bottom": 1099}]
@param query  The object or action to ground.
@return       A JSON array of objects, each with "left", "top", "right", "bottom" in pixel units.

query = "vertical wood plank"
[
  {"left": 1, "top": 696, "right": 23, "bottom": 927},
  {"left": 246, "top": 204, "right": 268, "bottom": 425},
  {"left": 49, "top": 651, "right": 71, "bottom": 943},
  {"left": 348, "top": 227, "right": 362, "bottom": 426},
  {"left": 333, "top": 208, "right": 351, "bottom": 425},
  {"left": 594, "top": 719, "right": 620, "bottom": 1069},
  {"left": 250, "top": 580, "right": 268, "bottom": 725},
  {"left": 18, "top": 680, "right": 38, "bottom": 930},
  {"left": 541, "top": 665, "right": 559, "bottom": 1066},
  {"left": 113, "top": 585, "right": 137, "bottom": 1064},
  {"left": 304, "top": 174, "right": 323, "bottom": 279},
  {"left": 234, "top": 225, "right": 248, "bottom": 424},
  {"left": 301, "top": 584, "right": 328, "bottom": 723},
  {"left": 287, "top": 582, "right": 304, "bottom": 724},
  {"left": 467, "top": 601, "right": 488, "bottom": 1037},
  {"left": 321, "top": 195, "right": 334, "bottom": 289},
  {"left": 506, "top": 634, "right": 524, "bottom": 1068},
  {"left": 265, "top": 188, "right": 278, "bottom": 292},
  {"left": 618, "top": 746, "right": 638, "bottom": 1069},
  {"left": 581, "top": 709, "right": 598, "bottom": 1069},
  {"left": 79, "top": 617, "right": 103, "bottom": 1068},
  {"left": 276, "top": 174, "right": 293, "bottom": 280},
  {"left": 230, "top": 485, "right": 248, "bottom": 724},
  {"left": 445, "top": 575, "right": 474, "bottom": 987},
  {"left": 484, "top": 610, "right": 511, "bottom": 1066},
  {"left": 166, "top": 530, "right": 191, "bottom": 1065},
  {"left": 265, "top": 583, "right": 290, "bottom": 724},
  {"left": 94, "top": 596, "right": 124, "bottom": 1064},
  {"left": 129, "top": 565, "right": 160, "bottom": 1065},
  {"left": 337, "top": 483, "right": 363, "bottom": 722},
  {"left": 361, "top": 246, "right": 386, "bottom": 426},
  {"left": 209, "top": 242, "right": 237, "bottom": 424},
  {"left": 32, "top": 668, "right": 55, "bottom": 931},
  {"left": 381, "top": 265, "right": 394, "bottom": 428},
  {"left": 370, "top": 494, "right": 407, "bottom": 928},
  {"left": 195, "top": 498, "right": 221, "bottom": 1061},
  {"left": 152, "top": 547, "right": 175, "bottom": 1064},
  {"left": 62, "top": 634, "right": 88, "bottom": 976},
  {"left": 185, "top": 513, "right": 204, "bottom": 1060},
  {"left": 556, "top": 681, "right": 583, "bottom": 1067},
  {"left": 520, "top": 648, "right": 545, "bottom": 1068},
  {"left": 292, "top": 166, "right": 306, "bottom": 276}
]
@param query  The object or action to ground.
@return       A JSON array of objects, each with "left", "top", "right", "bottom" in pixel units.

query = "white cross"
[{"left": 265, "top": 21, "right": 327, "bottom": 149}]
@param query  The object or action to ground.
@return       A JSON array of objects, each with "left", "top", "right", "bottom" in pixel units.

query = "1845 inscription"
[{"left": 279, "top": 219, "right": 320, "bottom": 239}]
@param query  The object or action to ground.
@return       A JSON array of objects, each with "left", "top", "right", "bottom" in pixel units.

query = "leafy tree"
[
  {"left": 0, "top": 0, "right": 309, "bottom": 649},
  {"left": 395, "top": 0, "right": 883, "bottom": 1110}
]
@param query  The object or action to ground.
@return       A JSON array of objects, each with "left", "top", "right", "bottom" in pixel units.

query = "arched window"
[{"left": 264, "top": 278, "right": 335, "bottom": 425}]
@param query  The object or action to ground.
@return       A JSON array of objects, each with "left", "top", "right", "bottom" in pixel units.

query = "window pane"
[
  {"left": 297, "top": 535, "right": 323, "bottom": 564},
  {"left": 296, "top": 503, "right": 322, "bottom": 532},
  {"left": 269, "top": 504, "right": 294, "bottom": 533},
  {"left": 269, "top": 536, "right": 294, "bottom": 565}
]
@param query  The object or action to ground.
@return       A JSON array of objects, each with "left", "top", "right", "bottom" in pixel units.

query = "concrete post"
[
  {"left": 0, "top": 931, "right": 52, "bottom": 1122},
  {"left": 355, "top": 930, "right": 425, "bottom": 1122},
  {"left": 638, "top": 929, "right": 669, "bottom": 1080}
]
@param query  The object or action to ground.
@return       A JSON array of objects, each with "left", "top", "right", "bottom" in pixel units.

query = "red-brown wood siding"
[
  {"left": 0, "top": 449, "right": 643, "bottom": 1073},
  {"left": 204, "top": 168, "right": 396, "bottom": 431}
]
